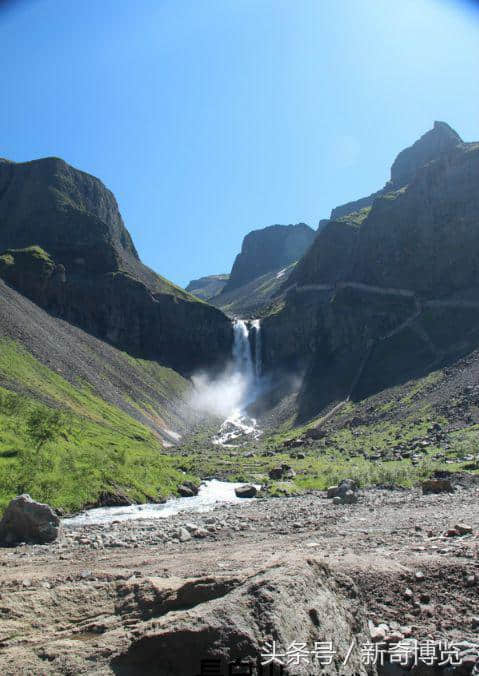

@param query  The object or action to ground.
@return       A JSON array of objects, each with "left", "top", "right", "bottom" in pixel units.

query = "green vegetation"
[
  {"left": 0, "top": 245, "right": 55, "bottom": 278},
  {"left": 0, "top": 253, "right": 14, "bottom": 267},
  {"left": 175, "top": 363, "right": 476, "bottom": 498},
  {"left": 25, "top": 407, "right": 71, "bottom": 452},
  {"left": 0, "top": 340, "right": 194, "bottom": 513},
  {"left": 338, "top": 206, "right": 371, "bottom": 227}
]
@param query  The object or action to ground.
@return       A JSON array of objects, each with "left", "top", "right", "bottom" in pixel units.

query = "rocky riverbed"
[{"left": 1, "top": 484, "right": 478, "bottom": 674}]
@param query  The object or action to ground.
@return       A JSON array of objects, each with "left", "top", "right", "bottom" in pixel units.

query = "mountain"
[
  {"left": 0, "top": 155, "right": 235, "bottom": 511},
  {"left": 262, "top": 122, "right": 479, "bottom": 421},
  {"left": 0, "top": 156, "right": 232, "bottom": 373},
  {"left": 222, "top": 223, "right": 315, "bottom": 294},
  {"left": 186, "top": 274, "right": 229, "bottom": 301},
  {"left": 329, "top": 121, "right": 462, "bottom": 220},
  {"left": 210, "top": 263, "right": 296, "bottom": 317},
  {"left": 286, "top": 121, "right": 473, "bottom": 296},
  {"left": 195, "top": 223, "right": 315, "bottom": 316}
]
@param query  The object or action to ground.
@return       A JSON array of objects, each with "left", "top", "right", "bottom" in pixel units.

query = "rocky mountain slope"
[
  {"left": 185, "top": 273, "right": 229, "bottom": 300},
  {"left": 262, "top": 123, "right": 479, "bottom": 421},
  {"left": 210, "top": 263, "right": 296, "bottom": 317},
  {"left": 222, "top": 222, "right": 315, "bottom": 293},
  {"left": 329, "top": 120, "right": 462, "bottom": 220},
  {"left": 0, "top": 156, "right": 232, "bottom": 373},
  {"left": 192, "top": 223, "right": 315, "bottom": 316}
]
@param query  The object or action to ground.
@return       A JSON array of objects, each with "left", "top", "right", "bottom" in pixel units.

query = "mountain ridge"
[
  {"left": 262, "top": 122, "right": 479, "bottom": 422},
  {"left": 222, "top": 222, "right": 315, "bottom": 294},
  {"left": 0, "top": 155, "right": 232, "bottom": 373}
]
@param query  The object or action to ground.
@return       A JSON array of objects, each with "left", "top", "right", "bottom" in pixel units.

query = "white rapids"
[
  {"left": 63, "top": 479, "right": 258, "bottom": 527},
  {"left": 213, "top": 319, "right": 263, "bottom": 446}
]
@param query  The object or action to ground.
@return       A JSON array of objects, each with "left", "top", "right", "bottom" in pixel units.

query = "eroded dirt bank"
[{"left": 0, "top": 486, "right": 478, "bottom": 675}]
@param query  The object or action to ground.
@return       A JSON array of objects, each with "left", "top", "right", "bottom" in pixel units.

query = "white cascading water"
[
  {"left": 213, "top": 319, "right": 263, "bottom": 446},
  {"left": 251, "top": 319, "right": 262, "bottom": 380}
]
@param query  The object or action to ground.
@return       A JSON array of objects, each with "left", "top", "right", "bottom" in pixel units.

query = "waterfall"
[
  {"left": 232, "top": 320, "right": 255, "bottom": 384},
  {"left": 232, "top": 318, "right": 262, "bottom": 387},
  {"left": 212, "top": 318, "right": 263, "bottom": 446},
  {"left": 252, "top": 319, "right": 262, "bottom": 380}
]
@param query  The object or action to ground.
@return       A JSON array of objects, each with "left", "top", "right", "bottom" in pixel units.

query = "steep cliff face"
[
  {"left": 0, "top": 157, "right": 138, "bottom": 274},
  {"left": 285, "top": 220, "right": 359, "bottom": 288},
  {"left": 223, "top": 223, "right": 315, "bottom": 293},
  {"left": 389, "top": 120, "right": 463, "bottom": 187},
  {"left": 330, "top": 121, "right": 463, "bottom": 221},
  {"left": 0, "top": 157, "right": 232, "bottom": 373},
  {"left": 262, "top": 123, "right": 479, "bottom": 421},
  {"left": 354, "top": 142, "right": 479, "bottom": 295},
  {"left": 186, "top": 274, "right": 229, "bottom": 301},
  {"left": 288, "top": 123, "right": 476, "bottom": 297}
]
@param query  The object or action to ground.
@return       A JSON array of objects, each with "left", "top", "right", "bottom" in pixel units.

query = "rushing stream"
[{"left": 63, "top": 479, "right": 258, "bottom": 527}]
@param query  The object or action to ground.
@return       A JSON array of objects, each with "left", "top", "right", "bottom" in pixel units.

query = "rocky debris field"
[{"left": 0, "top": 485, "right": 478, "bottom": 674}]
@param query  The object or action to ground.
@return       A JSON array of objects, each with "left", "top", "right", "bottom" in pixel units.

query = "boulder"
[
  {"left": 328, "top": 479, "right": 359, "bottom": 505},
  {"left": 304, "top": 427, "right": 327, "bottom": 440},
  {"left": 94, "top": 491, "right": 132, "bottom": 508},
  {"left": 234, "top": 485, "right": 257, "bottom": 499},
  {"left": 268, "top": 464, "right": 295, "bottom": 480},
  {"left": 421, "top": 479, "right": 454, "bottom": 495},
  {"left": 178, "top": 481, "right": 199, "bottom": 498},
  {"left": 327, "top": 485, "right": 340, "bottom": 498},
  {"left": 0, "top": 494, "right": 61, "bottom": 545},
  {"left": 342, "top": 490, "right": 358, "bottom": 505}
]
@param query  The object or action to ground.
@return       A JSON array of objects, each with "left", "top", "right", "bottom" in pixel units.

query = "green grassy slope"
[
  {"left": 0, "top": 278, "right": 201, "bottom": 513},
  {"left": 0, "top": 339, "right": 196, "bottom": 513}
]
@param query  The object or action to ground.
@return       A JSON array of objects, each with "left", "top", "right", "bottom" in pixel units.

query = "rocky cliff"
[
  {"left": 0, "top": 157, "right": 232, "bottom": 373},
  {"left": 186, "top": 274, "right": 229, "bottom": 300},
  {"left": 223, "top": 223, "right": 315, "bottom": 293},
  {"left": 354, "top": 141, "right": 479, "bottom": 295},
  {"left": 330, "top": 120, "right": 463, "bottom": 220},
  {"left": 263, "top": 123, "right": 479, "bottom": 421}
]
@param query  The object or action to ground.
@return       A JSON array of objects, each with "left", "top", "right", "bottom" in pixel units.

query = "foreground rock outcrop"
[
  {"left": 0, "top": 494, "right": 61, "bottom": 545},
  {"left": 0, "top": 553, "right": 374, "bottom": 675},
  {"left": 1, "top": 484, "right": 478, "bottom": 674},
  {"left": 112, "top": 555, "right": 372, "bottom": 675}
]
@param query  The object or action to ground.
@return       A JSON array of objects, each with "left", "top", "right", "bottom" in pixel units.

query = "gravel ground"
[{"left": 1, "top": 485, "right": 478, "bottom": 654}]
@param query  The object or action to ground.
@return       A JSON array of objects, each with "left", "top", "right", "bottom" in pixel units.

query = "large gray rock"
[
  {"left": 111, "top": 554, "right": 373, "bottom": 675},
  {"left": 327, "top": 479, "right": 359, "bottom": 505},
  {"left": 234, "top": 484, "right": 257, "bottom": 498},
  {"left": 269, "top": 464, "right": 296, "bottom": 480},
  {"left": 0, "top": 494, "right": 61, "bottom": 545},
  {"left": 178, "top": 481, "right": 199, "bottom": 498}
]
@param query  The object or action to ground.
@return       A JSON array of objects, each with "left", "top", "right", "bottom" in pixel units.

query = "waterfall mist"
[{"left": 188, "top": 319, "right": 263, "bottom": 422}]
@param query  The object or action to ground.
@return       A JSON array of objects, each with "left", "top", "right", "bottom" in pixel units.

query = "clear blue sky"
[{"left": 1, "top": 0, "right": 479, "bottom": 288}]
